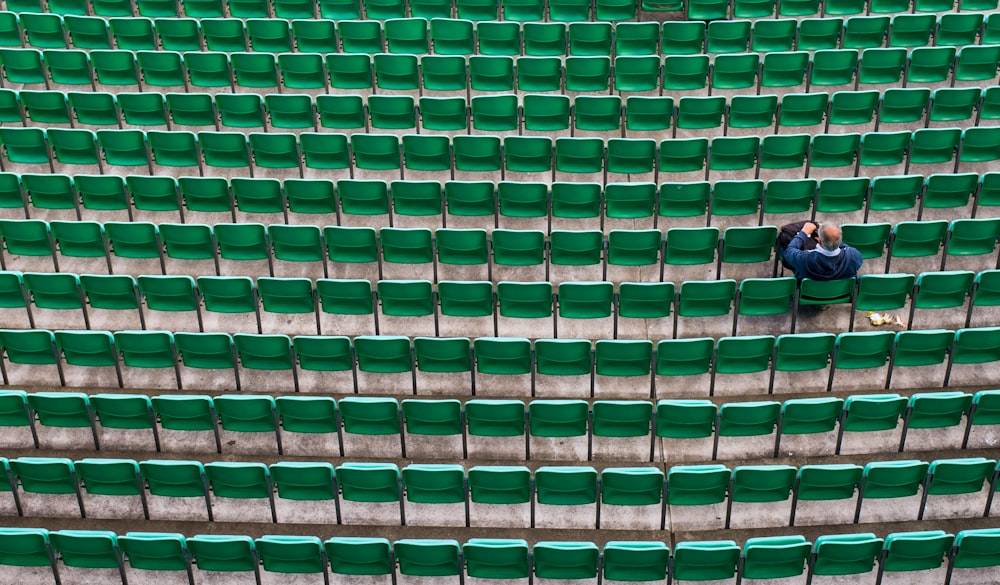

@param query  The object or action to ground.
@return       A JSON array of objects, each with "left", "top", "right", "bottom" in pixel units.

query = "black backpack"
[{"left": 778, "top": 220, "right": 819, "bottom": 271}]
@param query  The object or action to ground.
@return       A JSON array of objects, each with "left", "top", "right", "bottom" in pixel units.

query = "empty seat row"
[
  {"left": 3, "top": 0, "right": 647, "bottom": 22},
  {"left": 8, "top": 0, "right": 999, "bottom": 21},
  {"left": 1, "top": 327, "right": 998, "bottom": 395},
  {"left": 3, "top": 222, "right": 802, "bottom": 281},
  {"left": 5, "top": 87, "right": 1000, "bottom": 138},
  {"left": 3, "top": 46, "right": 998, "bottom": 94},
  {"left": 6, "top": 13, "right": 1000, "bottom": 55},
  {"left": 2, "top": 528, "right": 996, "bottom": 585},
  {"left": 1, "top": 455, "right": 998, "bottom": 529},
  {"left": 4, "top": 387, "right": 998, "bottom": 458},
  {"left": 3, "top": 128, "right": 1000, "bottom": 183},
  {"left": 2, "top": 173, "right": 1000, "bottom": 229},
  {"left": 681, "top": 0, "right": 998, "bottom": 19}
]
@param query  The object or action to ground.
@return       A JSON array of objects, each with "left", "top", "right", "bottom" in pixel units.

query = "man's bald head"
[{"left": 819, "top": 223, "right": 842, "bottom": 252}]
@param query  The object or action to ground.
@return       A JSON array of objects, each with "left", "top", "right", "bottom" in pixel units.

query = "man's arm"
[{"left": 782, "top": 222, "right": 818, "bottom": 269}]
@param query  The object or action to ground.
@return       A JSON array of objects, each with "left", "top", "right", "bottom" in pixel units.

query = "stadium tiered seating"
[
  {"left": 1, "top": 87, "right": 1000, "bottom": 134},
  {"left": 2, "top": 388, "right": 999, "bottom": 456},
  {"left": 0, "top": 454, "right": 998, "bottom": 527},
  {"left": 4, "top": 14, "right": 1000, "bottom": 53},
  {"left": 0, "top": 0, "right": 998, "bottom": 581},
  {"left": 1, "top": 45, "right": 999, "bottom": 93},
  {"left": 0, "top": 528, "right": 997, "bottom": 584},
  {"left": 1, "top": 326, "right": 1000, "bottom": 395},
  {"left": 2, "top": 174, "right": 1000, "bottom": 228}
]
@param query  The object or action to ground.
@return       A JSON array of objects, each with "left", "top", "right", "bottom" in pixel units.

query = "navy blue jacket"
[{"left": 783, "top": 230, "right": 863, "bottom": 281}]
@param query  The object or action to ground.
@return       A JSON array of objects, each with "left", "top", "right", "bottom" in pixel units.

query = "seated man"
[{"left": 781, "top": 221, "right": 862, "bottom": 281}]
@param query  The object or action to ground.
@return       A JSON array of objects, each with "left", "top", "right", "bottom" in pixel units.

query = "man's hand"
[{"left": 802, "top": 222, "right": 818, "bottom": 236}]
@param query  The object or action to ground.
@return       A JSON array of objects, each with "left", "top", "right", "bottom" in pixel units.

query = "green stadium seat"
[
  {"left": 73, "top": 458, "right": 144, "bottom": 519},
  {"left": 667, "top": 466, "right": 730, "bottom": 529},
  {"left": 955, "top": 45, "right": 1000, "bottom": 84},
  {"left": 1, "top": 330, "right": 63, "bottom": 386},
  {"left": 213, "top": 396, "right": 281, "bottom": 453},
  {"left": 137, "top": 459, "right": 211, "bottom": 520},
  {"left": 889, "top": 329, "right": 955, "bottom": 389},
  {"left": 268, "top": 461, "right": 338, "bottom": 523},
  {"left": 467, "top": 466, "right": 530, "bottom": 527},
  {"left": 325, "top": 537, "right": 392, "bottom": 579},
  {"left": 791, "top": 464, "right": 862, "bottom": 526},
  {"left": 673, "top": 540, "right": 740, "bottom": 580},
  {"left": 117, "top": 532, "right": 190, "bottom": 575},
  {"left": 812, "top": 533, "right": 883, "bottom": 577},
  {"left": 838, "top": 393, "right": 907, "bottom": 455},
  {"left": 232, "top": 334, "right": 296, "bottom": 392},
  {"left": 842, "top": 16, "right": 889, "bottom": 50},
  {"left": 810, "top": 50, "right": 859, "bottom": 88},
  {"left": 654, "top": 338, "right": 714, "bottom": 392},
  {"left": 401, "top": 397, "right": 463, "bottom": 457},
  {"left": 352, "top": 335, "right": 413, "bottom": 393},
  {"left": 534, "top": 465, "right": 598, "bottom": 528},
  {"left": 907, "top": 47, "right": 957, "bottom": 86},
  {"left": 325, "top": 55, "right": 374, "bottom": 92},
  {"left": 742, "top": 536, "right": 811, "bottom": 580},
  {"left": 716, "top": 401, "right": 780, "bottom": 460},
  {"left": 0, "top": 389, "right": 38, "bottom": 449},
  {"left": 532, "top": 541, "right": 599, "bottom": 580},
  {"left": 9, "top": 456, "right": 83, "bottom": 517},
  {"left": 255, "top": 535, "right": 326, "bottom": 580},
  {"left": 706, "top": 20, "right": 750, "bottom": 55},
  {"left": 966, "top": 390, "right": 1000, "bottom": 449},
  {"left": 463, "top": 399, "right": 524, "bottom": 460},
  {"left": 427, "top": 19, "right": 473, "bottom": 55},
  {"left": 436, "top": 280, "right": 494, "bottom": 338},
  {"left": 949, "top": 327, "right": 1000, "bottom": 387},
  {"left": 921, "top": 458, "right": 995, "bottom": 520},
  {"left": 49, "top": 530, "right": 125, "bottom": 578},
  {"left": 187, "top": 535, "right": 258, "bottom": 581},
  {"left": 712, "top": 335, "right": 777, "bottom": 394},
  {"left": 901, "top": 391, "right": 973, "bottom": 451},
  {"left": 796, "top": 18, "right": 843, "bottom": 52},
  {"left": 593, "top": 340, "right": 652, "bottom": 397},
  {"left": 337, "top": 396, "right": 401, "bottom": 458},
  {"left": 951, "top": 529, "right": 1000, "bottom": 578},
  {"left": 734, "top": 277, "right": 796, "bottom": 335},
  {"left": 880, "top": 531, "right": 954, "bottom": 576},
  {"left": 711, "top": 53, "right": 759, "bottom": 92},
  {"left": 936, "top": 14, "right": 982, "bottom": 48},
  {"left": 55, "top": 329, "right": 122, "bottom": 388},
  {"left": 0, "top": 527, "right": 58, "bottom": 577},
  {"left": 473, "top": 337, "right": 532, "bottom": 395},
  {"left": 335, "top": 462, "right": 402, "bottom": 525},
  {"left": 173, "top": 331, "right": 239, "bottom": 391},
  {"left": 599, "top": 468, "right": 664, "bottom": 529},
  {"left": 772, "top": 333, "right": 835, "bottom": 392},
  {"left": 393, "top": 539, "right": 462, "bottom": 579},
  {"left": 857, "top": 459, "right": 928, "bottom": 522},
  {"left": 522, "top": 22, "right": 566, "bottom": 57},
  {"left": 399, "top": 464, "right": 466, "bottom": 526},
  {"left": 273, "top": 396, "right": 338, "bottom": 445},
  {"left": 842, "top": 223, "right": 891, "bottom": 267},
  {"left": 854, "top": 274, "right": 915, "bottom": 328},
  {"left": 616, "top": 282, "right": 674, "bottom": 339}
]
